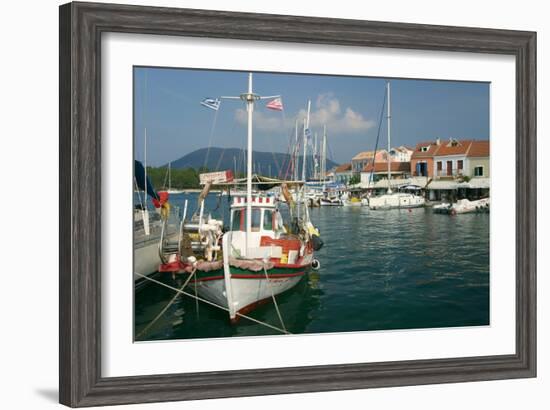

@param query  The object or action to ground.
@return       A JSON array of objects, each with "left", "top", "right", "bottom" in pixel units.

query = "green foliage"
[
  {"left": 348, "top": 174, "right": 361, "bottom": 186},
  {"left": 146, "top": 166, "right": 202, "bottom": 190},
  {"left": 462, "top": 175, "right": 471, "bottom": 182}
]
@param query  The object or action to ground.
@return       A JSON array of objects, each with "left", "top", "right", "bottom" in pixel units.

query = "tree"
[{"left": 348, "top": 174, "right": 361, "bottom": 186}]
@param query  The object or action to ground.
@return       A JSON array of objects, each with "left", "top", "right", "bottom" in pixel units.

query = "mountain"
[{"left": 167, "top": 147, "right": 339, "bottom": 179}]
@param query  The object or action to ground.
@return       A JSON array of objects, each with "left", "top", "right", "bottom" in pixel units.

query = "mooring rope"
[
  {"left": 135, "top": 272, "right": 291, "bottom": 335},
  {"left": 136, "top": 268, "right": 197, "bottom": 339},
  {"left": 262, "top": 265, "right": 287, "bottom": 333}
]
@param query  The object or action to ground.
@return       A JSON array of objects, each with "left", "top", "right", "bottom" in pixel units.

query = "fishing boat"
[
  {"left": 369, "top": 81, "right": 426, "bottom": 210},
  {"left": 158, "top": 73, "right": 323, "bottom": 323}
]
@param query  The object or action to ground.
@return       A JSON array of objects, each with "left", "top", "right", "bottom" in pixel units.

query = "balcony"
[{"left": 435, "top": 169, "right": 464, "bottom": 179}]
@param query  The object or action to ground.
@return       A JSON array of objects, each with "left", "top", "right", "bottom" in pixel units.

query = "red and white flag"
[{"left": 265, "top": 97, "right": 283, "bottom": 111}]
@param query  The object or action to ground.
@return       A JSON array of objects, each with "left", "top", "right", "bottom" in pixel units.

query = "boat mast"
[
  {"left": 301, "top": 99, "right": 311, "bottom": 182},
  {"left": 314, "top": 132, "right": 318, "bottom": 180},
  {"left": 244, "top": 73, "right": 255, "bottom": 255},
  {"left": 220, "top": 73, "right": 279, "bottom": 256},
  {"left": 322, "top": 125, "right": 327, "bottom": 188},
  {"left": 293, "top": 119, "right": 298, "bottom": 181},
  {"left": 168, "top": 161, "right": 171, "bottom": 191},
  {"left": 386, "top": 81, "right": 392, "bottom": 194}
]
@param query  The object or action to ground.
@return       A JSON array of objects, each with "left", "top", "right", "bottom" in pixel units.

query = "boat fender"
[{"left": 311, "top": 259, "right": 321, "bottom": 270}]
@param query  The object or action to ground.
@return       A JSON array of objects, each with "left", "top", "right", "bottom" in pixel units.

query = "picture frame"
[{"left": 59, "top": 1, "right": 536, "bottom": 407}]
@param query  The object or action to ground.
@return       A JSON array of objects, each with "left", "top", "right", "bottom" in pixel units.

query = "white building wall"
[{"left": 433, "top": 154, "right": 469, "bottom": 177}]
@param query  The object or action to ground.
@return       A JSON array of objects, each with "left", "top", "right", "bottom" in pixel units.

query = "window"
[
  {"left": 231, "top": 209, "right": 243, "bottom": 231},
  {"left": 251, "top": 209, "right": 261, "bottom": 231},
  {"left": 457, "top": 160, "right": 463, "bottom": 170},
  {"left": 437, "top": 161, "right": 442, "bottom": 171},
  {"left": 263, "top": 210, "right": 273, "bottom": 231},
  {"left": 231, "top": 208, "right": 262, "bottom": 231},
  {"left": 474, "top": 166, "right": 484, "bottom": 177},
  {"left": 420, "top": 146, "right": 429, "bottom": 152}
]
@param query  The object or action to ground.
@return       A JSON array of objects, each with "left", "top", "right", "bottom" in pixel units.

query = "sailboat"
[
  {"left": 368, "top": 81, "right": 426, "bottom": 210},
  {"left": 134, "top": 160, "right": 179, "bottom": 285},
  {"left": 158, "top": 73, "right": 323, "bottom": 323},
  {"left": 318, "top": 125, "right": 343, "bottom": 206}
]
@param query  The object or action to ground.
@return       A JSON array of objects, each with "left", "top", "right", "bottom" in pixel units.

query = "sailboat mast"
[
  {"left": 168, "top": 161, "right": 171, "bottom": 191},
  {"left": 314, "top": 132, "right": 318, "bottom": 180},
  {"left": 322, "top": 125, "right": 327, "bottom": 186},
  {"left": 386, "top": 81, "right": 392, "bottom": 194},
  {"left": 293, "top": 119, "right": 298, "bottom": 181},
  {"left": 301, "top": 99, "right": 311, "bottom": 182}
]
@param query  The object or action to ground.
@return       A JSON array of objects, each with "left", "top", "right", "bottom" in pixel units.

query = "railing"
[{"left": 435, "top": 169, "right": 464, "bottom": 178}]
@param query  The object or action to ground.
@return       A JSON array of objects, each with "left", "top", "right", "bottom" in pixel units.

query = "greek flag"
[
  {"left": 200, "top": 98, "right": 221, "bottom": 111},
  {"left": 305, "top": 128, "right": 312, "bottom": 139}
]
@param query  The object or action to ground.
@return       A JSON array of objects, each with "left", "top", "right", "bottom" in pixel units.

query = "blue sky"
[{"left": 134, "top": 67, "right": 489, "bottom": 166}]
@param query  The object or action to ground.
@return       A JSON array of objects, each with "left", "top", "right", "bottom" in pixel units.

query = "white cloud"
[
  {"left": 234, "top": 108, "right": 285, "bottom": 133},
  {"left": 234, "top": 93, "right": 375, "bottom": 135}
]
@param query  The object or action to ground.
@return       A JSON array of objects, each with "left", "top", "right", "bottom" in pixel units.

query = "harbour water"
[{"left": 135, "top": 192, "right": 489, "bottom": 341}]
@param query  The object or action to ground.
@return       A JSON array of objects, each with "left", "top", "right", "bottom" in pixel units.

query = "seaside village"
[
  {"left": 323, "top": 137, "right": 490, "bottom": 213},
  {"left": 133, "top": 75, "right": 491, "bottom": 331}
]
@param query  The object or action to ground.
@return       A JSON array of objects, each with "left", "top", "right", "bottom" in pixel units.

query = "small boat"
[
  {"left": 342, "top": 196, "right": 364, "bottom": 207},
  {"left": 134, "top": 160, "right": 179, "bottom": 285},
  {"left": 178, "top": 192, "right": 319, "bottom": 322},
  {"left": 369, "top": 192, "right": 425, "bottom": 210},
  {"left": 434, "top": 198, "right": 490, "bottom": 215},
  {"left": 158, "top": 73, "right": 323, "bottom": 323},
  {"left": 320, "top": 196, "right": 343, "bottom": 206}
]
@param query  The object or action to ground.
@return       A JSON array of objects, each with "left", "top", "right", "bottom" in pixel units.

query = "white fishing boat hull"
[
  {"left": 369, "top": 193, "right": 425, "bottom": 210},
  {"left": 193, "top": 273, "right": 304, "bottom": 318}
]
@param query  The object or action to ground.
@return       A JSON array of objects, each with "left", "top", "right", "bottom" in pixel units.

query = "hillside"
[{"left": 167, "top": 147, "right": 339, "bottom": 179}]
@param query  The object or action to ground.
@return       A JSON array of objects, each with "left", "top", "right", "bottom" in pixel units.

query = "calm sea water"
[{"left": 135, "top": 193, "right": 490, "bottom": 340}]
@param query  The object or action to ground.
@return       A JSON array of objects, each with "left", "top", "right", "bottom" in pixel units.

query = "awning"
[
  {"left": 427, "top": 180, "right": 459, "bottom": 190},
  {"left": 457, "top": 177, "right": 490, "bottom": 189},
  {"left": 358, "top": 176, "right": 428, "bottom": 189}
]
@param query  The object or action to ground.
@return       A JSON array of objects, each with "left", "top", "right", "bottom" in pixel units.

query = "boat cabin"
[{"left": 229, "top": 195, "right": 294, "bottom": 261}]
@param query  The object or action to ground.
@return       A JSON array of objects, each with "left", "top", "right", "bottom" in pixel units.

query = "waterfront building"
[
  {"left": 360, "top": 161, "right": 411, "bottom": 187},
  {"left": 425, "top": 138, "right": 490, "bottom": 201},
  {"left": 410, "top": 140, "right": 441, "bottom": 177},
  {"left": 333, "top": 163, "right": 353, "bottom": 185},
  {"left": 389, "top": 146, "right": 414, "bottom": 162},
  {"left": 465, "top": 140, "right": 490, "bottom": 178},
  {"left": 432, "top": 138, "right": 472, "bottom": 178},
  {"left": 351, "top": 150, "right": 387, "bottom": 174}
]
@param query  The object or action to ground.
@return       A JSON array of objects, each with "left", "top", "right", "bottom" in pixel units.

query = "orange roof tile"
[
  {"left": 411, "top": 141, "right": 440, "bottom": 158},
  {"left": 334, "top": 163, "right": 352, "bottom": 173},
  {"left": 363, "top": 161, "right": 410, "bottom": 173},
  {"left": 467, "top": 140, "right": 490, "bottom": 157},
  {"left": 435, "top": 139, "right": 473, "bottom": 156}
]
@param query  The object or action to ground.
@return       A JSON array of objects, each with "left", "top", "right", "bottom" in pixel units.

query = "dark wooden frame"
[{"left": 59, "top": 1, "right": 536, "bottom": 407}]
